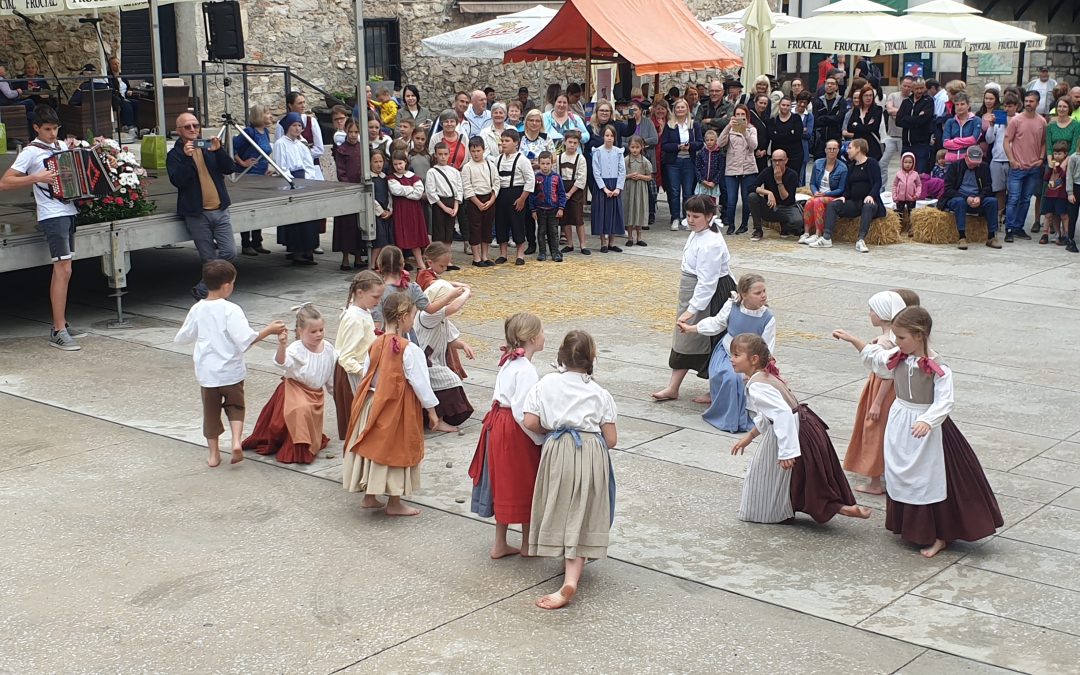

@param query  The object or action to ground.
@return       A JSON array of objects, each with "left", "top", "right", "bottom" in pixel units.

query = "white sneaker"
[
  {"left": 804, "top": 234, "right": 820, "bottom": 245},
  {"left": 681, "top": 218, "right": 689, "bottom": 230},
  {"left": 808, "top": 236, "right": 832, "bottom": 248},
  {"left": 855, "top": 239, "right": 869, "bottom": 253},
  {"left": 670, "top": 221, "right": 680, "bottom": 231},
  {"left": 797, "top": 233, "right": 811, "bottom": 244}
]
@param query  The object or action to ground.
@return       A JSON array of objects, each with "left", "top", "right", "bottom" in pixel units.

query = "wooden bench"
[
  {"left": 1, "top": 105, "right": 31, "bottom": 149},
  {"left": 910, "top": 206, "right": 990, "bottom": 244}
]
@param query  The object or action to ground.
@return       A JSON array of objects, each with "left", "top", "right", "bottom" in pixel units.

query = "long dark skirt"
[
  {"left": 668, "top": 273, "right": 738, "bottom": 376},
  {"left": 885, "top": 417, "right": 1004, "bottom": 546},
  {"left": 277, "top": 220, "right": 320, "bottom": 252},
  {"left": 332, "top": 213, "right": 365, "bottom": 254},
  {"left": 790, "top": 404, "right": 857, "bottom": 523}
]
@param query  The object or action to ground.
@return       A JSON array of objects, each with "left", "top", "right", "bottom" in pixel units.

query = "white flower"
[{"left": 117, "top": 151, "right": 138, "bottom": 166}]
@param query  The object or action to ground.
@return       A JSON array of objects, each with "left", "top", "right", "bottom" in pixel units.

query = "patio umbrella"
[
  {"left": 741, "top": 0, "right": 776, "bottom": 85},
  {"left": 770, "top": 0, "right": 965, "bottom": 55},
  {"left": 904, "top": 0, "right": 1046, "bottom": 53},
  {"left": 701, "top": 11, "right": 798, "bottom": 57},
  {"left": 421, "top": 5, "right": 557, "bottom": 59}
]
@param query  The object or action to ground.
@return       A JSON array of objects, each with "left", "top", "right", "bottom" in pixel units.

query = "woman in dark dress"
[
  {"left": 767, "top": 97, "right": 804, "bottom": 177},
  {"left": 749, "top": 94, "right": 771, "bottom": 172},
  {"left": 332, "top": 118, "right": 367, "bottom": 270},
  {"left": 846, "top": 84, "right": 884, "bottom": 160}
]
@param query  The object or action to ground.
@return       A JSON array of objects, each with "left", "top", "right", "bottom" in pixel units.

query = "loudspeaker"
[{"left": 203, "top": 1, "right": 245, "bottom": 61}]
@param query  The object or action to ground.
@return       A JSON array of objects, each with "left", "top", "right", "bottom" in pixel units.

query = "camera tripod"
[{"left": 208, "top": 60, "right": 294, "bottom": 189}]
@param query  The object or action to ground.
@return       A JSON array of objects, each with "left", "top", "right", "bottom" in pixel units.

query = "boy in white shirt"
[
  {"left": 461, "top": 136, "right": 500, "bottom": 266},
  {"left": 426, "top": 142, "right": 464, "bottom": 259},
  {"left": 494, "top": 128, "right": 535, "bottom": 265},
  {"left": 557, "top": 130, "right": 589, "bottom": 254},
  {"left": 174, "top": 260, "right": 286, "bottom": 467},
  {"left": 0, "top": 105, "right": 84, "bottom": 350}
]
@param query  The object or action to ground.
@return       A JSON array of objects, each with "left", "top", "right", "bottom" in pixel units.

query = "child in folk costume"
[
  {"left": 834, "top": 307, "right": 1002, "bottom": 557},
  {"left": 388, "top": 151, "right": 431, "bottom": 272},
  {"left": 341, "top": 292, "right": 454, "bottom": 516},
  {"left": 468, "top": 313, "right": 546, "bottom": 559},
  {"left": 371, "top": 246, "right": 464, "bottom": 332},
  {"left": 425, "top": 142, "right": 464, "bottom": 251},
  {"left": 623, "top": 135, "right": 653, "bottom": 248},
  {"left": 530, "top": 151, "right": 566, "bottom": 262},
  {"left": 332, "top": 270, "right": 385, "bottom": 440},
  {"left": 461, "top": 136, "right": 499, "bottom": 267},
  {"left": 369, "top": 151, "right": 394, "bottom": 267},
  {"left": 729, "top": 335, "right": 870, "bottom": 524},
  {"left": 332, "top": 119, "right": 367, "bottom": 271},
  {"left": 414, "top": 279, "right": 475, "bottom": 429},
  {"left": 494, "top": 128, "right": 535, "bottom": 266},
  {"left": 651, "top": 196, "right": 738, "bottom": 403},
  {"left": 558, "top": 130, "right": 590, "bottom": 255},
  {"left": 524, "top": 330, "right": 618, "bottom": 610},
  {"left": 243, "top": 304, "right": 336, "bottom": 464},
  {"left": 680, "top": 274, "right": 775, "bottom": 433},
  {"left": 843, "top": 291, "right": 913, "bottom": 494},
  {"left": 368, "top": 117, "right": 392, "bottom": 157},
  {"left": 591, "top": 124, "right": 626, "bottom": 253}
]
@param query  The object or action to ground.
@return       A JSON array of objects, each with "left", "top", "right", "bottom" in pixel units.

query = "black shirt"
[
  {"left": 753, "top": 167, "right": 800, "bottom": 206},
  {"left": 846, "top": 159, "right": 873, "bottom": 203}
]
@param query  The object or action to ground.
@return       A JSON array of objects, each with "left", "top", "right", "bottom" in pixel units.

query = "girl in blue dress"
[
  {"left": 678, "top": 273, "right": 776, "bottom": 432},
  {"left": 590, "top": 125, "right": 626, "bottom": 253}
]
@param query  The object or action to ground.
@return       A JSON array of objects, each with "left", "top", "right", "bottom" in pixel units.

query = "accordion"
[{"left": 41, "top": 147, "right": 119, "bottom": 202}]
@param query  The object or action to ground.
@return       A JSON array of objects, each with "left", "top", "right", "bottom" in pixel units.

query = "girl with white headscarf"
[{"left": 842, "top": 290, "right": 911, "bottom": 494}]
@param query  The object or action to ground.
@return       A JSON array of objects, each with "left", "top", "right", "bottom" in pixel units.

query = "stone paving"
[{"left": 1, "top": 207, "right": 1078, "bottom": 673}]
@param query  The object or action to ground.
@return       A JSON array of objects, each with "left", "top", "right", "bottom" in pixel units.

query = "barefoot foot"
[
  {"left": 920, "top": 539, "right": 948, "bottom": 558},
  {"left": 518, "top": 545, "right": 531, "bottom": 558},
  {"left": 536, "top": 584, "right": 577, "bottom": 610},
  {"left": 855, "top": 485, "right": 886, "bottom": 495},
  {"left": 839, "top": 504, "right": 872, "bottom": 519},
  {"left": 650, "top": 388, "right": 678, "bottom": 402},
  {"left": 230, "top": 447, "right": 245, "bottom": 465},
  {"left": 208, "top": 451, "right": 222, "bottom": 468},
  {"left": 360, "top": 495, "right": 386, "bottom": 509},
  {"left": 691, "top": 395, "right": 712, "bottom": 405},
  {"left": 490, "top": 543, "right": 519, "bottom": 559},
  {"left": 385, "top": 502, "right": 421, "bottom": 517},
  {"left": 432, "top": 420, "right": 458, "bottom": 433}
]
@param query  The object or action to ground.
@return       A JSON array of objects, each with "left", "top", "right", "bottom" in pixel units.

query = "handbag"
[{"left": 141, "top": 134, "right": 167, "bottom": 170}]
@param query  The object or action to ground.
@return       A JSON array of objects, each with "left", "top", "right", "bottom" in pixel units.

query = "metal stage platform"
[{"left": 0, "top": 160, "right": 368, "bottom": 323}]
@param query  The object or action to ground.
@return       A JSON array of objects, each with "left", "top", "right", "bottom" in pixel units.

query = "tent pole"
[
  {"left": 148, "top": 0, "right": 166, "bottom": 135},
  {"left": 584, "top": 26, "right": 593, "bottom": 103},
  {"left": 1016, "top": 43, "right": 1026, "bottom": 86}
]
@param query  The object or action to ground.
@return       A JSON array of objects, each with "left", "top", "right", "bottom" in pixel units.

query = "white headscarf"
[{"left": 868, "top": 291, "right": 906, "bottom": 323}]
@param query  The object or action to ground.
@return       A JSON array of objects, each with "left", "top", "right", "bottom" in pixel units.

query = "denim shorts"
[{"left": 38, "top": 215, "right": 76, "bottom": 262}]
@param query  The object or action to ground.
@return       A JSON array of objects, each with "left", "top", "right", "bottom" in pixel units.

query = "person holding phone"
[
  {"left": 718, "top": 105, "right": 759, "bottom": 235},
  {"left": 167, "top": 112, "right": 238, "bottom": 300},
  {"left": 984, "top": 92, "right": 1019, "bottom": 227}
]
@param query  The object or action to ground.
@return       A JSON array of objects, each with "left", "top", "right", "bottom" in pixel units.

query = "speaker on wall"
[{"left": 203, "top": 1, "right": 245, "bottom": 61}]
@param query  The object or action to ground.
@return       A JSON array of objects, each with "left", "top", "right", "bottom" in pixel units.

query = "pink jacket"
[
  {"left": 893, "top": 166, "right": 922, "bottom": 203},
  {"left": 718, "top": 123, "right": 758, "bottom": 176}
]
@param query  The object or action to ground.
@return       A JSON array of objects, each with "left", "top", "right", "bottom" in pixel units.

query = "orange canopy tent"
[{"left": 503, "top": 0, "right": 742, "bottom": 81}]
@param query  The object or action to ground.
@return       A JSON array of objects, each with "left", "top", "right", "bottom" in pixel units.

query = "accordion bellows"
[{"left": 43, "top": 147, "right": 120, "bottom": 202}]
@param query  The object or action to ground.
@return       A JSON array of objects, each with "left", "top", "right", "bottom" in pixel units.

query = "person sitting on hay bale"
[
  {"left": 747, "top": 149, "right": 804, "bottom": 241},
  {"left": 809, "top": 138, "right": 885, "bottom": 253},
  {"left": 939, "top": 146, "right": 1002, "bottom": 250}
]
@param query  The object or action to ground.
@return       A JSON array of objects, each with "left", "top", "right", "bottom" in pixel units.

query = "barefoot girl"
[
  {"left": 729, "top": 334, "right": 869, "bottom": 524},
  {"left": 468, "top": 312, "right": 546, "bottom": 558},
  {"left": 342, "top": 292, "right": 455, "bottom": 515},
  {"left": 372, "top": 246, "right": 463, "bottom": 333},
  {"left": 833, "top": 307, "right": 1002, "bottom": 557},
  {"left": 843, "top": 291, "right": 908, "bottom": 494},
  {"left": 651, "top": 195, "right": 737, "bottom": 403},
  {"left": 680, "top": 273, "right": 774, "bottom": 432},
  {"left": 332, "top": 270, "right": 385, "bottom": 439},
  {"left": 243, "top": 304, "right": 336, "bottom": 464},
  {"left": 524, "top": 330, "right": 618, "bottom": 610},
  {"left": 415, "top": 280, "right": 475, "bottom": 430}
]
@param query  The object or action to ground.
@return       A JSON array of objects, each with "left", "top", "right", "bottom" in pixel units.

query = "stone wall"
[
  {"left": 1030, "top": 35, "right": 1080, "bottom": 86},
  {"left": 0, "top": 14, "right": 119, "bottom": 82}
]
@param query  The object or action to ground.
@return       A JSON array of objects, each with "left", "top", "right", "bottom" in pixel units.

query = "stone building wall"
[
  {"left": 0, "top": 14, "right": 120, "bottom": 83},
  {"left": 1030, "top": 35, "right": 1080, "bottom": 86}
]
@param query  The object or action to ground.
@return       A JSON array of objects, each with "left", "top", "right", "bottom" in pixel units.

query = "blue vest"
[{"left": 727, "top": 303, "right": 773, "bottom": 340}]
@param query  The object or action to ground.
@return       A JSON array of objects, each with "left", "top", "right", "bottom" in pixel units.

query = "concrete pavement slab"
[
  {"left": 1000, "top": 506, "right": 1080, "bottom": 554},
  {"left": 897, "top": 649, "right": 1024, "bottom": 674},
  {"left": 1010, "top": 456, "right": 1080, "bottom": 487},
  {"left": 1052, "top": 488, "right": 1080, "bottom": 511},
  {"left": 959, "top": 537, "right": 1080, "bottom": 593},
  {"left": 1041, "top": 441, "right": 1080, "bottom": 464}
]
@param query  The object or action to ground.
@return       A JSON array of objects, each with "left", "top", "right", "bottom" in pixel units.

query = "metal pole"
[
  {"left": 149, "top": 0, "right": 167, "bottom": 135},
  {"left": 1016, "top": 43, "right": 1027, "bottom": 87},
  {"left": 356, "top": 0, "right": 371, "bottom": 177}
]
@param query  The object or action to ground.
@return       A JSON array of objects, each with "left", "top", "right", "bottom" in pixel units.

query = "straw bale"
[
  {"left": 831, "top": 211, "right": 902, "bottom": 244},
  {"left": 911, "top": 207, "right": 989, "bottom": 244}
]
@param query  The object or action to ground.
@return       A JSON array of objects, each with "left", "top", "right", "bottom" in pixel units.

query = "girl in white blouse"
[
  {"left": 243, "top": 304, "right": 337, "bottom": 465},
  {"left": 524, "top": 330, "right": 618, "bottom": 610}
]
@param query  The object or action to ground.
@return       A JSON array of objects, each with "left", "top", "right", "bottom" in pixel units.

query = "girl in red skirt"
[
  {"left": 468, "top": 312, "right": 546, "bottom": 558},
  {"left": 387, "top": 151, "right": 430, "bottom": 272},
  {"left": 243, "top": 304, "right": 336, "bottom": 464},
  {"left": 729, "top": 334, "right": 870, "bottom": 524},
  {"left": 834, "top": 307, "right": 1003, "bottom": 558}
]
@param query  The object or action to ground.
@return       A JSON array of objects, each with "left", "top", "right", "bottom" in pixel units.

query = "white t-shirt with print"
[{"left": 10, "top": 142, "right": 78, "bottom": 222}]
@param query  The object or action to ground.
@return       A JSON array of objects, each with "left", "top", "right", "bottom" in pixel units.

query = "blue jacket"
[
  {"left": 694, "top": 146, "right": 723, "bottom": 185},
  {"left": 530, "top": 171, "right": 567, "bottom": 211},
  {"left": 660, "top": 121, "right": 704, "bottom": 165},
  {"left": 232, "top": 127, "right": 272, "bottom": 176},
  {"left": 166, "top": 144, "right": 236, "bottom": 217},
  {"left": 809, "top": 158, "right": 848, "bottom": 197}
]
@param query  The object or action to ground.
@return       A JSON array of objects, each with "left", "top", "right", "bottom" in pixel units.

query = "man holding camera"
[{"left": 167, "top": 112, "right": 237, "bottom": 299}]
